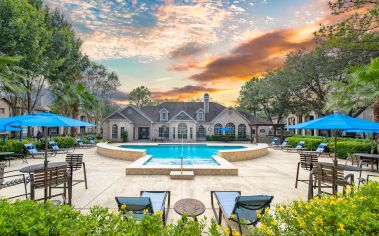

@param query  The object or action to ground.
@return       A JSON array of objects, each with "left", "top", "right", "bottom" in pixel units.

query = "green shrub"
[
  {"left": 252, "top": 181, "right": 379, "bottom": 235},
  {"left": 0, "top": 139, "right": 24, "bottom": 153},
  {"left": 286, "top": 135, "right": 374, "bottom": 159},
  {"left": 53, "top": 137, "right": 76, "bottom": 148},
  {"left": 121, "top": 131, "right": 128, "bottom": 142}
]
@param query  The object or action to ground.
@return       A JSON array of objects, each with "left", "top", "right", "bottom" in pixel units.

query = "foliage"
[
  {"left": 52, "top": 137, "right": 76, "bottom": 148},
  {"left": 286, "top": 135, "right": 374, "bottom": 158},
  {"left": 121, "top": 130, "right": 128, "bottom": 142},
  {"left": 128, "top": 86, "right": 152, "bottom": 108},
  {"left": 327, "top": 57, "right": 379, "bottom": 117},
  {"left": 252, "top": 181, "right": 379, "bottom": 235}
]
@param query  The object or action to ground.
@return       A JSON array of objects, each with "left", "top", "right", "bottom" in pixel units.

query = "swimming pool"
[{"left": 119, "top": 144, "right": 246, "bottom": 166}]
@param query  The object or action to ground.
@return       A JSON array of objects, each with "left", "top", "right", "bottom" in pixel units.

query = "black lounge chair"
[
  {"left": 76, "top": 138, "right": 93, "bottom": 148},
  {"left": 24, "top": 143, "right": 54, "bottom": 158},
  {"left": 115, "top": 191, "right": 170, "bottom": 224},
  {"left": 49, "top": 141, "right": 75, "bottom": 154},
  {"left": 211, "top": 191, "right": 274, "bottom": 233}
]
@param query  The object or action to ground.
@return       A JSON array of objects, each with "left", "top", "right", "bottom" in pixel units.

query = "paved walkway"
[{"left": 1, "top": 145, "right": 374, "bottom": 224}]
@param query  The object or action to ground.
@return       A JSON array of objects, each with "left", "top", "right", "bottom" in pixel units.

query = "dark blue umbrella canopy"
[
  {"left": 0, "top": 111, "right": 95, "bottom": 128},
  {"left": 287, "top": 113, "right": 379, "bottom": 130}
]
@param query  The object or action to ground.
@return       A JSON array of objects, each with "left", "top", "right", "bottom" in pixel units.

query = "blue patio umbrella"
[
  {"left": 0, "top": 111, "right": 95, "bottom": 202},
  {"left": 287, "top": 113, "right": 379, "bottom": 164},
  {"left": 0, "top": 126, "right": 21, "bottom": 132}
]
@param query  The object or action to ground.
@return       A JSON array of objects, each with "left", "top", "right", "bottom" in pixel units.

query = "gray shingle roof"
[{"left": 139, "top": 102, "right": 225, "bottom": 122}]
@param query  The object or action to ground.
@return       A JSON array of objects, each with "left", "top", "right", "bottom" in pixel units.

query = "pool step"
[{"left": 170, "top": 171, "right": 195, "bottom": 180}]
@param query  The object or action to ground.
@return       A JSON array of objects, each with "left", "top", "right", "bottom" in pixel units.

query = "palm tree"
[
  {"left": 0, "top": 55, "right": 25, "bottom": 93},
  {"left": 327, "top": 57, "right": 379, "bottom": 120},
  {"left": 51, "top": 82, "right": 99, "bottom": 136}
]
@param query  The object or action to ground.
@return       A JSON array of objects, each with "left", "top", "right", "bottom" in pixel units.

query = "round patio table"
[
  {"left": 174, "top": 198, "right": 205, "bottom": 221},
  {"left": 19, "top": 162, "right": 67, "bottom": 173}
]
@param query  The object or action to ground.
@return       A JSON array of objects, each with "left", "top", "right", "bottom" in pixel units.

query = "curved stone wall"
[
  {"left": 96, "top": 143, "right": 146, "bottom": 161},
  {"left": 218, "top": 144, "right": 268, "bottom": 162}
]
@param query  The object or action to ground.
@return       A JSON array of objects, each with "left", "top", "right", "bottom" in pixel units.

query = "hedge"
[
  {"left": 253, "top": 181, "right": 379, "bottom": 235},
  {"left": 286, "top": 135, "right": 374, "bottom": 159},
  {"left": 0, "top": 137, "right": 77, "bottom": 154},
  {"left": 0, "top": 182, "right": 377, "bottom": 235}
]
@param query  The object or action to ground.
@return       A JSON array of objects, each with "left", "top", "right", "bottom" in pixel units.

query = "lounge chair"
[
  {"left": 302, "top": 143, "right": 329, "bottom": 156},
  {"left": 24, "top": 143, "right": 54, "bottom": 158},
  {"left": 211, "top": 191, "right": 274, "bottom": 233},
  {"left": 76, "top": 138, "right": 93, "bottom": 148},
  {"left": 272, "top": 140, "right": 289, "bottom": 150},
  {"left": 49, "top": 141, "right": 75, "bottom": 154},
  {"left": 115, "top": 191, "right": 170, "bottom": 224},
  {"left": 285, "top": 141, "right": 306, "bottom": 153},
  {"left": 269, "top": 138, "right": 278, "bottom": 146},
  {"left": 0, "top": 162, "right": 30, "bottom": 199},
  {"left": 88, "top": 139, "right": 96, "bottom": 146}
]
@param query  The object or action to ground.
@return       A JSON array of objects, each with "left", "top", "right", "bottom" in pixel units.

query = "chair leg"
[
  {"left": 218, "top": 208, "right": 222, "bottom": 224},
  {"left": 83, "top": 163, "right": 88, "bottom": 189},
  {"left": 295, "top": 162, "right": 300, "bottom": 188}
]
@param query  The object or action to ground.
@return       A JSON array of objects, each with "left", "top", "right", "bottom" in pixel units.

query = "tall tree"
[
  {"left": 327, "top": 57, "right": 379, "bottom": 120},
  {"left": 128, "top": 86, "right": 151, "bottom": 108}
]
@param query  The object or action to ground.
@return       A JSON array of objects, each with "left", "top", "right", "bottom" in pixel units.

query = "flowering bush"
[{"left": 252, "top": 181, "right": 379, "bottom": 235}]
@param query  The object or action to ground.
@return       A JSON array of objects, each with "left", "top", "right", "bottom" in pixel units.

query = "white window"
[
  {"left": 197, "top": 125, "right": 206, "bottom": 138},
  {"left": 160, "top": 110, "right": 168, "bottom": 121},
  {"left": 159, "top": 125, "right": 169, "bottom": 138},
  {"left": 178, "top": 123, "right": 187, "bottom": 139},
  {"left": 238, "top": 124, "right": 246, "bottom": 138},
  {"left": 214, "top": 123, "right": 223, "bottom": 135},
  {"left": 197, "top": 112, "right": 204, "bottom": 121},
  {"left": 225, "top": 123, "right": 235, "bottom": 136},
  {"left": 112, "top": 124, "right": 118, "bottom": 139}
]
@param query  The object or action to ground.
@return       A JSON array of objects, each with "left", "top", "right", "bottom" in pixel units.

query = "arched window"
[
  {"left": 112, "top": 124, "right": 118, "bottom": 139},
  {"left": 225, "top": 123, "right": 235, "bottom": 135},
  {"left": 178, "top": 123, "right": 187, "bottom": 139},
  {"left": 159, "top": 125, "right": 169, "bottom": 138},
  {"left": 238, "top": 124, "right": 246, "bottom": 138},
  {"left": 260, "top": 129, "right": 266, "bottom": 133},
  {"left": 214, "top": 123, "right": 223, "bottom": 135},
  {"left": 197, "top": 125, "right": 206, "bottom": 138}
]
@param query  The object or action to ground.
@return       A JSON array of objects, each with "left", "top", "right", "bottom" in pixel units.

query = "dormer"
[
  {"left": 159, "top": 108, "right": 169, "bottom": 121},
  {"left": 195, "top": 108, "right": 205, "bottom": 121}
]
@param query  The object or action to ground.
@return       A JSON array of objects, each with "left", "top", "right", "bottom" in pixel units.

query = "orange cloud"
[{"left": 152, "top": 85, "right": 222, "bottom": 100}]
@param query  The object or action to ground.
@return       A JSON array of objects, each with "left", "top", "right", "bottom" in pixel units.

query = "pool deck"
[{"left": 1, "top": 143, "right": 375, "bottom": 226}]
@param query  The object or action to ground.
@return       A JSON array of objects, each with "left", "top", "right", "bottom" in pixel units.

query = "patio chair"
[
  {"left": 0, "top": 162, "right": 30, "bottom": 199},
  {"left": 211, "top": 191, "right": 274, "bottom": 233},
  {"left": 30, "top": 165, "right": 69, "bottom": 204},
  {"left": 115, "top": 191, "right": 171, "bottom": 224},
  {"left": 66, "top": 154, "right": 87, "bottom": 189},
  {"left": 295, "top": 153, "right": 318, "bottom": 188},
  {"left": 0, "top": 151, "right": 27, "bottom": 166},
  {"left": 269, "top": 138, "right": 278, "bottom": 147},
  {"left": 308, "top": 163, "right": 354, "bottom": 200},
  {"left": 285, "top": 141, "right": 306, "bottom": 153},
  {"left": 302, "top": 143, "right": 329, "bottom": 156},
  {"left": 49, "top": 141, "right": 75, "bottom": 154},
  {"left": 272, "top": 140, "right": 289, "bottom": 150},
  {"left": 76, "top": 138, "right": 93, "bottom": 148},
  {"left": 24, "top": 143, "right": 54, "bottom": 158}
]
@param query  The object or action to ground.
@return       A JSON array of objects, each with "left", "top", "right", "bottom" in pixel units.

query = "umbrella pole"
[
  {"left": 44, "top": 127, "right": 48, "bottom": 203},
  {"left": 333, "top": 130, "right": 338, "bottom": 166}
]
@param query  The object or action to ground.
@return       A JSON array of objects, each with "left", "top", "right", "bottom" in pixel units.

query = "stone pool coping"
[{"left": 125, "top": 155, "right": 238, "bottom": 176}]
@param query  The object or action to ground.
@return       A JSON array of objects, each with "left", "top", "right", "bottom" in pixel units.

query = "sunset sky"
[{"left": 44, "top": 0, "right": 344, "bottom": 106}]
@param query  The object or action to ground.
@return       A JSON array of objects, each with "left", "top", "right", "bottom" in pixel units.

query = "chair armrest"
[
  {"left": 344, "top": 173, "right": 354, "bottom": 185},
  {"left": 2, "top": 173, "right": 26, "bottom": 179}
]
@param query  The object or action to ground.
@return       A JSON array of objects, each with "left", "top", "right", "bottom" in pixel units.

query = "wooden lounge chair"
[
  {"left": 211, "top": 191, "right": 274, "bottom": 233},
  {"left": 295, "top": 153, "right": 318, "bottom": 188},
  {"left": 308, "top": 163, "right": 354, "bottom": 200},
  {"left": 24, "top": 143, "right": 54, "bottom": 158},
  {"left": 0, "top": 162, "right": 29, "bottom": 199},
  {"left": 272, "top": 140, "right": 290, "bottom": 150},
  {"left": 49, "top": 141, "right": 75, "bottom": 154},
  {"left": 115, "top": 191, "right": 171, "bottom": 224},
  {"left": 76, "top": 139, "right": 93, "bottom": 148},
  {"left": 285, "top": 141, "right": 307, "bottom": 153},
  {"left": 66, "top": 154, "right": 87, "bottom": 189}
]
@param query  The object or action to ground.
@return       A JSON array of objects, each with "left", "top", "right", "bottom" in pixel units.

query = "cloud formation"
[
  {"left": 170, "top": 43, "right": 206, "bottom": 59},
  {"left": 189, "top": 28, "right": 314, "bottom": 82},
  {"left": 152, "top": 85, "right": 221, "bottom": 100}
]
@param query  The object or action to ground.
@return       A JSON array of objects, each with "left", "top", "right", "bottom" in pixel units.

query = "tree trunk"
[
  {"left": 373, "top": 100, "right": 379, "bottom": 122},
  {"left": 70, "top": 104, "right": 79, "bottom": 137}
]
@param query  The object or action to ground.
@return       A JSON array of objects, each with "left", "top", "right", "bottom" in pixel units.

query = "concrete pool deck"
[{"left": 1, "top": 145, "right": 375, "bottom": 225}]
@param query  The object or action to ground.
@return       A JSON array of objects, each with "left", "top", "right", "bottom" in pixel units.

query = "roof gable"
[{"left": 170, "top": 111, "right": 195, "bottom": 121}]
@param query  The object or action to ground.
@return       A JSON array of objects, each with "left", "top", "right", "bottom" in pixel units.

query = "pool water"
[{"left": 119, "top": 144, "right": 246, "bottom": 166}]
